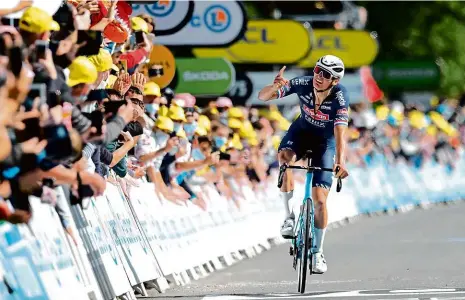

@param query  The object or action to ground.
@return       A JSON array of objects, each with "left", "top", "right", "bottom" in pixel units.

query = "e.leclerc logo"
[
  {"left": 144, "top": 0, "right": 175, "bottom": 17},
  {"left": 204, "top": 5, "right": 231, "bottom": 33}
]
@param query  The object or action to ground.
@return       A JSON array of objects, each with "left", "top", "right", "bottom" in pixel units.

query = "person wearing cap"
[
  {"left": 143, "top": 82, "right": 161, "bottom": 120},
  {"left": 88, "top": 48, "right": 113, "bottom": 89},
  {"left": 19, "top": 6, "right": 60, "bottom": 46},
  {"left": 68, "top": 56, "right": 98, "bottom": 103},
  {"left": 168, "top": 105, "right": 186, "bottom": 133},
  {"left": 216, "top": 97, "right": 233, "bottom": 123},
  {"left": 183, "top": 107, "right": 199, "bottom": 141}
]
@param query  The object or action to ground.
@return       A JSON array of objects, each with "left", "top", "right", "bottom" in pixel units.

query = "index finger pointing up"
[{"left": 278, "top": 66, "right": 286, "bottom": 77}]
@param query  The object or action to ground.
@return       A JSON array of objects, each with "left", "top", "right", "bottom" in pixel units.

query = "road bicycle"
[{"left": 277, "top": 150, "right": 342, "bottom": 293}]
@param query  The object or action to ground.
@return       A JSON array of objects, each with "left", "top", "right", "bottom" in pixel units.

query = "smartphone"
[
  {"left": 135, "top": 31, "right": 145, "bottom": 44},
  {"left": 35, "top": 40, "right": 48, "bottom": 60},
  {"left": 0, "top": 35, "right": 6, "bottom": 56},
  {"left": 103, "top": 100, "right": 128, "bottom": 115},
  {"left": 43, "top": 124, "right": 73, "bottom": 160},
  {"left": 90, "top": 110, "right": 104, "bottom": 135},
  {"left": 148, "top": 66, "right": 164, "bottom": 78},
  {"left": 77, "top": 30, "right": 103, "bottom": 56},
  {"left": 8, "top": 46, "right": 23, "bottom": 77},
  {"left": 219, "top": 152, "right": 231, "bottom": 161}
]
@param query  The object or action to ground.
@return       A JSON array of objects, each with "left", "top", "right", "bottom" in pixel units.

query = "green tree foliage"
[{"left": 360, "top": 1, "right": 465, "bottom": 97}]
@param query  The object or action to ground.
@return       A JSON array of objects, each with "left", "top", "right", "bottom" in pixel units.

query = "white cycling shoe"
[
  {"left": 312, "top": 252, "right": 327, "bottom": 274},
  {"left": 280, "top": 217, "right": 295, "bottom": 239}
]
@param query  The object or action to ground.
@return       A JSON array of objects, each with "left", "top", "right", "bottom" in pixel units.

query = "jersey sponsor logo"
[
  {"left": 286, "top": 140, "right": 293, "bottom": 145},
  {"left": 299, "top": 94, "right": 312, "bottom": 103},
  {"left": 304, "top": 114, "right": 325, "bottom": 127},
  {"left": 335, "top": 90, "right": 345, "bottom": 106},
  {"left": 319, "top": 105, "right": 331, "bottom": 110},
  {"left": 291, "top": 78, "right": 310, "bottom": 86},
  {"left": 337, "top": 108, "right": 348, "bottom": 115},
  {"left": 302, "top": 105, "right": 330, "bottom": 121}
]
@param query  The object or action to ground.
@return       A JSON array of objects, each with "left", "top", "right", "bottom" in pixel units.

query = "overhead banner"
[
  {"left": 372, "top": 61, "right": 440, "bottom": 91},
  {"left": 148, "top": 45, "right": 176, "bottom": 88},
  {"left": 245, "top": 70, "right": 305, "bottom": 106},
  {"left": 298, "top": 30, "right": 378, "bottom": 68},
  {"left": 131, "top": 1, "right": 195, "bottom": 36},
  {"left": 155, "top": 1, "right": 247, "bottom": 46},
  {"left": 193, "top": 20, "right": 311, "bottom": 64},
  {"left": 175, "top": 58, "right": 235, "bottom": 96}
]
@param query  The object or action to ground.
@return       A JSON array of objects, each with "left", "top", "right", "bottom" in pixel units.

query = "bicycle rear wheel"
[{"left": 297, "top": 198, "right": 310, "bottom": 293}]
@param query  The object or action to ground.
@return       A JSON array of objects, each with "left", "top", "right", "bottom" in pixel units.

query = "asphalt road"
[{"left": 144, "top": 201, "right": 465, "bottom": 300}]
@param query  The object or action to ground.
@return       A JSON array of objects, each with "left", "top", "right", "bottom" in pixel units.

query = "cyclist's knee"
[
  {"left": 278, "top": 149, "right": 295, "bottom": 165},
  {"left": 312, "top": 186, "right": 330, "bottom": 205}
]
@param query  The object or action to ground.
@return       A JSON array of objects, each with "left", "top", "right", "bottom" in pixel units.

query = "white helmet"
[{"left": 316, "top": 55, "right": 345, "bottom": 79}]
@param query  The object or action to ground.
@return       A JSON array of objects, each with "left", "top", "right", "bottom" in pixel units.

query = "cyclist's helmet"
[{"left": 316, "top": 55, "right": 345, "bottom": 79}]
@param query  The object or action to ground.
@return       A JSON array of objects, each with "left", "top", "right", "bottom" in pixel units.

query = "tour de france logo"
[{"left": 204, "top": 5, "right": 231, "bottom": 33}]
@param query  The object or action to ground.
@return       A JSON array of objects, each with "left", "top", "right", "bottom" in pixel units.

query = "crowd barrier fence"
[{"left": 1, "top": 153, "right": 465, "bottom": 299}]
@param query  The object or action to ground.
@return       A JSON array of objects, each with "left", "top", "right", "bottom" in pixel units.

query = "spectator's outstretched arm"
[
  {"left": 109, "top": 132, "right": 134, "bottom": 167},
  {"left": 174, "top": 152, "right": 219, "bottom": 172}
]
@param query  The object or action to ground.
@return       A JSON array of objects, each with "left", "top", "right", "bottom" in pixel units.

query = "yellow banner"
[
  {"left": 299, "top": 30, "right": 378, "bottom": 68},
  {"left": 193, "top": 20, "right": 311, "bottom": 64}
]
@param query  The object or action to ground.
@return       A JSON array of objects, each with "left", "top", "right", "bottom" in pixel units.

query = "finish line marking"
[{"left": 202, "top": 288, "right": 465, "bottom": 299}]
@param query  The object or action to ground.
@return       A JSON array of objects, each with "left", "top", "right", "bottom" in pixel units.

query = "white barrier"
[{"left": 2, "top": 154, "right": 465, "bottom": 299}]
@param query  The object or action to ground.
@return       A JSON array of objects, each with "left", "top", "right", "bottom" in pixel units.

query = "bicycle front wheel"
[{"left": 297, "top": 198, "right": 310, "bottom": 293}]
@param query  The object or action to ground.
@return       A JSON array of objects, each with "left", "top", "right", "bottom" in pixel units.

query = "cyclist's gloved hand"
[{"left": 333, "top": 163, "right": 349, "bottom": 179}]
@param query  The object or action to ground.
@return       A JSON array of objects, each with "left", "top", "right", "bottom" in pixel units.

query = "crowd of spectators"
[
  {"left": 343, "top": 98, "right": 465, "bottom": 171},
  {"left": 0, "top": 1, "right": 289, "bottom": 240},
  {"left": 0, "top": 1, "right": 463, "bottom": 246}
]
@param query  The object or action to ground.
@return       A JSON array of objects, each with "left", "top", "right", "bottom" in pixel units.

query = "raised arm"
[{"left": 258, "top": 66, "right": 290, "bottom": 101}]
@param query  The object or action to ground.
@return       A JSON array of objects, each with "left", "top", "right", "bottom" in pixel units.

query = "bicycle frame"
[
  {"left": 277, "top": 151, "right": 342, "bottom": 293},
  {"left": 293, "top": 170, "right": 314, "bottom": 252}
]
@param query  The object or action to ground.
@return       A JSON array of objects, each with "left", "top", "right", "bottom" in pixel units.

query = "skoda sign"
[
  {"left": 131, "top": 0, "right": 194, "bottom": 36},
  {"left": 175, "top": 58, "right": 235, "bottom": 96},
  {"left": 155, "top": 1, "right": 247, "bottom": 47}
]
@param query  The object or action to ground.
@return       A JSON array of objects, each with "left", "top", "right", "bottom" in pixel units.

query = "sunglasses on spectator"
[
  {"left": 128, "top": 87, "right": 143, "bottom": 95},
  {"left": 217, "top": 107, "right": 229, "bottom": 113},
  {"left": 313, "top": 66, "right": 333, "bottom": 80},
  {"left": 129, "top": 98, "right": 145, "bottom": 109}
]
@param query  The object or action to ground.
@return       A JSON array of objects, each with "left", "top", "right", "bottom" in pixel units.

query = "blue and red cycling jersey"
[{"left": 277, "top": 75, "right": 350, "bottom": 141}]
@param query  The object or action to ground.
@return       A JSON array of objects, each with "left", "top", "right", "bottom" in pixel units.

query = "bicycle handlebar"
[{"left": 277, "top": 164, "right": 343, "bottom": 193}]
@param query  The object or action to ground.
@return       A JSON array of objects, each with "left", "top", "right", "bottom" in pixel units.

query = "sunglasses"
[
  {"left": 128, "top": 87, "right": 143, "bottom": 95},
  {"left": 313, "top": 66, "right": 333, "bottom": 80},
  {"left": 129, "top": 98, "right": 145, "bottom": 109}
]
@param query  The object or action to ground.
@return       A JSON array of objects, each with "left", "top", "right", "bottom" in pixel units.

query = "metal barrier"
[{"left": 1, "top": 154, "right": 465, "bottom": 299}]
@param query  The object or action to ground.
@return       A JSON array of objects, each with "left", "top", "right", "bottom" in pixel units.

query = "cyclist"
[{"left": 258, "top": 55, "right": 350, "bottom": 274}]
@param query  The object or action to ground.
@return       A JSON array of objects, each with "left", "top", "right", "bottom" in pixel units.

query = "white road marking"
[
  {"left": 391, "top": 289, "right": 457, "bottom": 293},
  {"left": 202, "top": 288, "right": 465, "bottom": 300}
]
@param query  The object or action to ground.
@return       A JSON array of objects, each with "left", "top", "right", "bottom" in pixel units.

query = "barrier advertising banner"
[
  {"left": 155, "top": 1, "right": 247, "bottom": 46},
  {"left": 175, "top": 58, "right": 235, "bottom": 96},
  {"left": 298, "top": 30, "right": 378, "bottom": 68},
  {"left": 131, "top": 1, "right": 195, "bottom": 36},
  {"left": 193, "top": 20, "right": 311, "bottom": 64}
]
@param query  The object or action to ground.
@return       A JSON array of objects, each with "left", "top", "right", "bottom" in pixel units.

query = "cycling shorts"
[{"left": 278, "top": 121, "right": 335, "bottom": 190}]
